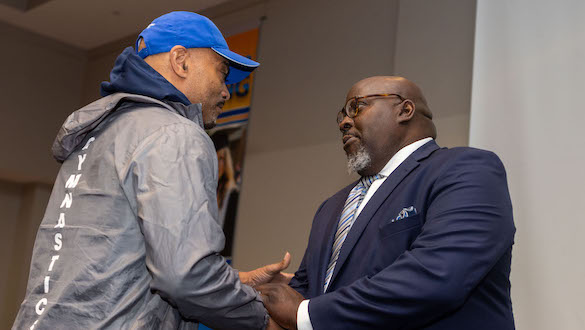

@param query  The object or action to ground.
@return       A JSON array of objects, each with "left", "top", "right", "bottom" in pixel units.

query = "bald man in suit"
[{"left": 259, "top": 76, "right": 515, "bottom": 330}]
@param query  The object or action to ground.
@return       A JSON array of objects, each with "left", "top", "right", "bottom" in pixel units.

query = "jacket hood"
[
  {"left": 100, "top": 47, "right": 191, "bottom": 105},
  {"left": 52, "top": 93, "right": 203, "bottom": 163}
]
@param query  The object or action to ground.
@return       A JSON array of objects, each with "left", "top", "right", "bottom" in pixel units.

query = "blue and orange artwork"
[{"left": 216, "top": 28, "right": 258, "bottom": 128}]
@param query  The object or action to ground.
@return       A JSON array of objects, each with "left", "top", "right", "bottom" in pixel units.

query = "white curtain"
[{"left": 470, "top": 1, "right": 585, "bottom": 329}]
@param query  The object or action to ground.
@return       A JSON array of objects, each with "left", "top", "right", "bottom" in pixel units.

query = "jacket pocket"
[{"left": 379, "top": 214, "right": 422, "bottom": 238}]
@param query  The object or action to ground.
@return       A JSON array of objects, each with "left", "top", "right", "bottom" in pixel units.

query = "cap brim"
[{"left": 212, "top": 47, "right": 259, "bottom": 85}]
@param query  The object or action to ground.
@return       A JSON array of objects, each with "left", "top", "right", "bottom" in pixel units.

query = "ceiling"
[{"left": 0, "top": 0, "right": 230, "bottom": 50}]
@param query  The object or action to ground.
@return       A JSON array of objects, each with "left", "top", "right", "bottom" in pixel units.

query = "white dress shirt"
[{"left": 297, "top": 137, "right": 434, "bottom": 330}]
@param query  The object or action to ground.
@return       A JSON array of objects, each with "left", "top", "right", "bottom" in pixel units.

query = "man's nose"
[
  {"left": 222, "top": 84, "right": 231, "bottom": 101},
  {"left": 339, "top": 115, "right": 354, "bottom": 132}
]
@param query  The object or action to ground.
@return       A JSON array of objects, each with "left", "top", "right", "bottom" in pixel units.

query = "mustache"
[{"left": 341, "top": 130, "right": 357, "bottom": 138}]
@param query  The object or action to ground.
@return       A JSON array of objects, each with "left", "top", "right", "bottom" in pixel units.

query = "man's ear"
[
  {"left": 169, "top": 45, "right": 189, "bottom": 78},
  {"left": 397, "top": 99, "right": 415, "bottom": 124}
]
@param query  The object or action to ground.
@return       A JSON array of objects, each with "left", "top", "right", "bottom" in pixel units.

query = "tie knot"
[{"left": 359, "top": 174, "right": 383, "bottom": 189}]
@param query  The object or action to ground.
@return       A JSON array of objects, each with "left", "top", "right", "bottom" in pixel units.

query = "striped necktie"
[{"left": 323, "top": 174, "right": 383, "bottom": 292}]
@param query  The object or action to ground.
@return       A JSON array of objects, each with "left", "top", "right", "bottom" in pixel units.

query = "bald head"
[
  {"left": 348, "top": 76, "right": 436, "bottom": 140},
  {"left": 349, "top": 76, "right": 433, "bottom": 120}
]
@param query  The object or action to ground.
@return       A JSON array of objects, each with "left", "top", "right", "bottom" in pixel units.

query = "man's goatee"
[{"left": 347, "top": 145, "right": 371, "bottom": 174}]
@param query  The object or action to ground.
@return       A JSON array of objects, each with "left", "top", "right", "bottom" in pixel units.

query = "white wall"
[{"left": 470, "top": 1, "right": 585, "bottom": 329}]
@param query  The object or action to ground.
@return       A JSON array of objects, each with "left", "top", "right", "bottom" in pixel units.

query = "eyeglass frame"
[{"left": 337, "top": 93, "right": 406, "bottom": 124}]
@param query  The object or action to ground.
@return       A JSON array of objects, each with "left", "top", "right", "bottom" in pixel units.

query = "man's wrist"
[
  {"left": 297, "top": 299, "right": 313, "bottom": 330},
  {"left": 262, "top": 310, "right": 270, "bottom": 330},
  {"left": 238, "top": 271, "right": 246, "bottom": 282}
]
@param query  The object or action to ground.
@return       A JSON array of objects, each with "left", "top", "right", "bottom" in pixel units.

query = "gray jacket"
[{"left": 12, "top": 93, "right": 267, "bottom": 329}]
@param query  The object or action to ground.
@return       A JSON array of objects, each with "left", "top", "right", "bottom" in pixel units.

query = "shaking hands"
[
  {"left": 239, "top": 252, "right": 304, "bottom": 329},
  {"left": 239, "top": 252, "right": 294, "bottom": 287}
]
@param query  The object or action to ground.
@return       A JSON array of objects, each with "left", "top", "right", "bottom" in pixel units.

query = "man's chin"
[
  {"left": 202, "top": 106, "right": 222, "bottom": 129},
  {"left": 204, "top": 122, "right": 217, "bottom": 130},
  {"left": 346, "top": 145, "right": 371, "bottom": 175}
]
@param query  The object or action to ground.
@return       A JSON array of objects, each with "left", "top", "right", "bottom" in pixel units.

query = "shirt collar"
[{"left": 378, "top": 137, "right": 434, "bottom": 177}]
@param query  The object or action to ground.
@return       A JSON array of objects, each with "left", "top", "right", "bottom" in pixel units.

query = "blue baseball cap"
[{"left": 136, "top": 11, "right": 259, "bottom": 85}]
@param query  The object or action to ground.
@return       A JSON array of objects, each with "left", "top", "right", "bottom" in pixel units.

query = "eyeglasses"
[{"left": 337, "top": 93, "right": 405, "bottom": 124}]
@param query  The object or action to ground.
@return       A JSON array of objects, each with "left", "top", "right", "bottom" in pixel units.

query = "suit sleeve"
[
  {"left": 123, "top": 123, "right": 267, "bottom": 330},
  {"left": 288, "top": 250, "right": 310, "bottom": 297},
  {"left": 289, "top": 200, "right": 327, "bottom": 298},
  {"left": 308, "top": 149, "right": 515, "bottom": 329}
]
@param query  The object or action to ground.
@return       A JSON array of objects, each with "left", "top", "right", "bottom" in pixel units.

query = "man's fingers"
[
  {"left": 256, "top": 284, "right": 269, "bottom": 297},
  {"left": 281, "top": 272, "right": 293, "bottom": 281},
  {"left": 270, "top": 272, "right": 294, "bottom": 284},
  {"left": 259, "top": 292, "right": 268, "bottom": 303},
  {"left": 255, "top": 283, "right": 272, "bottom": 292},
  {"left": 257, "top": 283, "right": 278, "bottom": 300},
  {"left": 267, "top": 318, "right": 285, "bottom": 330},
  {"left": 257, "top": 288, "right": 269, "bottom": 303}
]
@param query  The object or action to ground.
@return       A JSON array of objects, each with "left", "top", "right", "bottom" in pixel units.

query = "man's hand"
[
  {"left": 266, "top": 317, "right": 285, "bottom": 330},
  {"left": 256, "top": 283, "right": 304, "bottom": 330},
  {"left": 239, "top": 252, "right": 294, "bottom": 288}
]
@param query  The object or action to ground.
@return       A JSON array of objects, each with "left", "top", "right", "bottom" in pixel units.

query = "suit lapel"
[
  {"left": 317, "top": 183, "right": 356, "bottom": 292},
  {"left": 326, "top": 140, "right": 440, "bottom": 291}
]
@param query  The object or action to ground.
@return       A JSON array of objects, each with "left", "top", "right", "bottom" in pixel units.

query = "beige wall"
[
  {"left": 0, "top": 22, "right": 86, "bottom": 184},
  {"left": 234, "top": 141, "right": 354, "bottom": 269},
  {"left": 393, "top": 0, "right": 476, "bottom": 148},
  {"left": 82, "top": 0, "right": 270, "bottom": 105},
  {"left": 0, "top": 181, "right": 25, "bottom": 323},
  {"left": 232, "top": 0, "right": 401, "bottom": 271},
  {"left": 0, "top": 182, "right": 52, "bottom": 328},
  {"left": 0, "top": 20, "right": 85, "bottom": 328},
  {"left": 233, "top": 0, "right": 476, "bottom": 271}
]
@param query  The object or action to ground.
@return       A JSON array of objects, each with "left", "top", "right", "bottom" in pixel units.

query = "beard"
[
  {"left": 203, "top": 121, "right": 217, "bottom": 130},
  {"left": 202, "top": 102, "right": 224, "bottom": 129},
  {"left": 346, "top": 144, "right": 371, "bottom": 174}
]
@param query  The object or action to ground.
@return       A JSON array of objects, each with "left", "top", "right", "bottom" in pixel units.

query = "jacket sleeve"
[
  {"left": 308, "top": 149, "right": 516, "bottom": 329},
  {"left": 122, "top": 122, "right": 267, "bottom": 330},
  {"left": 288, "top": 200, "right": 327, "bottom": 298},
  {"left": 288, "top": 250, "right": 310, "bottom": 298}
]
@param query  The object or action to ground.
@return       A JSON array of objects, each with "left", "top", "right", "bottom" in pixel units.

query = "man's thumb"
[{"left": 266, "top": 252, "right": 291, "bottom": 273}]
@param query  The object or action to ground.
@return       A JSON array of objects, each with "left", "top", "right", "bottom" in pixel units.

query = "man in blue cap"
[{"left": 13, "top": 12, "right": 286, "bottom": 329}]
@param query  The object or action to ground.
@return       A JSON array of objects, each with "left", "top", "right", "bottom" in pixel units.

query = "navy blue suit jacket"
[{"left": 289, "top": 141, "right": 515, "bottom": 329}]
